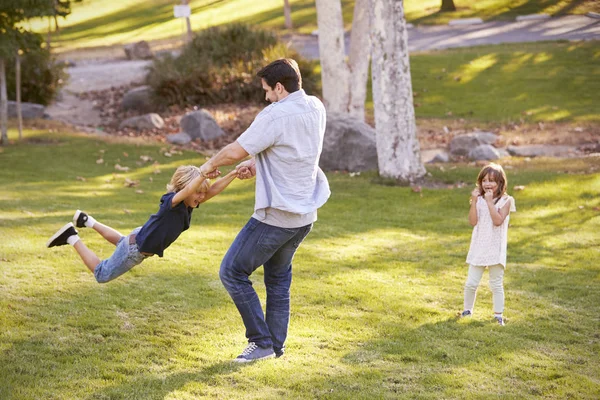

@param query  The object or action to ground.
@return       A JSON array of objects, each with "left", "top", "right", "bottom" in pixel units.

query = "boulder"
[
  {"left": 507, "top": 145, "right": 579, "bottom": 158},
  {"left": 468, "top": 144, "right": 501, "bottom": 161},
  {"left": 449, "top": 132, "right": 498, "bottom": 156},
  {"left": 166, "top": 132, "right": 192, "bottom": 145},
  {"left": 119, "top": 113, "right": 164, "bottom": 130},
  {"left": 320, "top": 113, "right": 378, "bottom": 172},
  {"left": 8, "top": 101, "right": 45, "bottom": 119},
  {"left": 124, "top": 41, "right": 153, "bottom": 60},
  {"left": 180, "top": 110, "right": 225, "bottom": 141},
  {"left": 121, "top": 86, "right": 154, "bottom": 113}
]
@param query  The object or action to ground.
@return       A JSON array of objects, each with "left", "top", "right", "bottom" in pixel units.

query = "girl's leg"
[
  {"left": 73, "top": 240, "right": 101, "bottom": 272},
  {"left": 92, "top": 221, "right": 124, "bottom": 246},
  {"left": 488, "top": 264, "right": 505, "bottom": 316},
  {"left": 464, "top": 264, "right": 485, "bottom": 313}
]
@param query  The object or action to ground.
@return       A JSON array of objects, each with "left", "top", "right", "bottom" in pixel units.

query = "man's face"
[{"left": 262, "top": 78, "right": 280, "bottom": 103}]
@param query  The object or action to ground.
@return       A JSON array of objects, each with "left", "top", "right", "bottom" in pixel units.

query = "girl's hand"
[
  {"left": 484, "top": 189, "right": 494, "bottom": 202},
  {"left": 471, "top": 188, "right": 479, "bottom": 200}
]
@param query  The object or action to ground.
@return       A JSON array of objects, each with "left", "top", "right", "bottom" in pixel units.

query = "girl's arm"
[
  {"left": 469, "top": 189, "right": 479, "bottom": 226},
  {"left": 200, "top": 169, "right": 238, "bottom": 203},
  {"left": 486, "top": 197, "right": 512, "bottom": 226},
  {"left": 172, "top": 173, "right": 208, "bottom": 207}
]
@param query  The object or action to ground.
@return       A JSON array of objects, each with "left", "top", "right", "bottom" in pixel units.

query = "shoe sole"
[
  {"left": 73, "top": 210, "right": 84, "bottom": 227},
  {"left": 46, "top": 222, "right": 75, "bottom": 247},
  {"left": 232, "top": 353, "right": 275, "bottom": 363}
]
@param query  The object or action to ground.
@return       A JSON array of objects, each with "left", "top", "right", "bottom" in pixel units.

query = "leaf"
[
  {"left": 513, "top": 185, "right": 526, "bottom": 191},
  {"left": 76, "top": 176, "right": 86, "bottom": 181},
  {"left": 96, "top": 158, "right": 104, "bottom": 164},
  {"left": 124, "top": 178, "right": 140, "bottom": 187},
  {"left": 115, "top": 164, "right": 130, "bottom": 172}
]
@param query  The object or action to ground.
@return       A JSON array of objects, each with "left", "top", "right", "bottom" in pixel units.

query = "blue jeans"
[
  {"left": 219, "top": 218, "right": 312, "bottom": 352},
  {"left": 94, "top": 227, "right": 147, "bottom": 283}
]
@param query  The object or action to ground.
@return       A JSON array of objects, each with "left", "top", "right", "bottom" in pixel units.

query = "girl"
[
  {"left": 460, "top": 163, "right": 516, "bottom": 325},
  {"left": 47, "top": 165, "right": 237, "bottom": 283}
]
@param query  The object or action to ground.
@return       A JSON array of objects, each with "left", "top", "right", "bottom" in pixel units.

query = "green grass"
[
  {"left": 26, "top": 0, "right": 599, "bottom": 51},
  {"left": 367, "top": 41, "right": 600, "bottom": 122},
  {"left": 1, "top": 128, "right": 599, "bottom": 399}
]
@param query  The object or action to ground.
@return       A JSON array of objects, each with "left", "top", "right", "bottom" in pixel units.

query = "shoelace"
[{"left": 240, "top": 342, "right": 258, "bottom": 356}]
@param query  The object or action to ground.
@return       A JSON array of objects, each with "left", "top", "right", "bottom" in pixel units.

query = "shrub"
[
  {"left": 147, "top": 24, "right": 320, "bottom": 108},
  {"left": 5, "top": 37, "right": 68, "bottom": 106}
]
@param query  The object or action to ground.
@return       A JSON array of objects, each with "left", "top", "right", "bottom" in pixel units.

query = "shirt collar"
[{"left": 278, "top": 89, "right": 305, "bottom": 104}]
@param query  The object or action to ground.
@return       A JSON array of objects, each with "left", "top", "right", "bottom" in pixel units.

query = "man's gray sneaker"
[{"left": 233, "top": 342, "right": 275, "bottom": 363}]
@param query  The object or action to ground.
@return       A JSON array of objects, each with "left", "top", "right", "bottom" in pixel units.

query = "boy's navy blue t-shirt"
[{"left": 135, "top": 192, "right": 194, "bottom": 257}]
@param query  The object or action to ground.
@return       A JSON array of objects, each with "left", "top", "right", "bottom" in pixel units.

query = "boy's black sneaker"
[
  {"left": 47, "top": 223, "right": 78, "bottom": 248},
  {"left": 73, "top": 210, "right": 89, "bottom": 228}
]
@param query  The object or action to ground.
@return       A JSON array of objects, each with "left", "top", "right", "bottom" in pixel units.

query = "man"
[{"left": 199, "top": 58, "right": 330, "bottom": 362}]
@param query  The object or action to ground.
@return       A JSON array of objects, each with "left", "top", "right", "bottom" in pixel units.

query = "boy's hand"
[{"left": 236, "top": 159, "right": 256, "bottom": 180}]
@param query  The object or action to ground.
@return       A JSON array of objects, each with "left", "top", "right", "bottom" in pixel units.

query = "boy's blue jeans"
[{"left": 219, "top": 218, "right": 312, "bottom": 353}]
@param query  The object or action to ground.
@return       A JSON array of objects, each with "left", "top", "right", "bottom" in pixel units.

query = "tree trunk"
[
  {"left": 16, "top": 53, "right": 22, "bottom": 139},
  {"left": 315, "top": 0, "right": 350, "bottom": 114},
  {"left": 283, "top": 0, "right": 292, "bottom": 29},
  {"left": 370, "top": 0, "right": 426, "bottom": 182},
  {"left": 347, "top": 0, "right": 371, "bottom": 121},
  {"left": 440, "top": 0, "right": 457, "bottom": 12},
  {"left": 0, "top": 58, "right": 8, "bottom": 145}
]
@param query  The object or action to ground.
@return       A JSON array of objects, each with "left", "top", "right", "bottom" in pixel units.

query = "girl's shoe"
[
  {"left": 494, "top": 316, "right": 505, "bottom": 326},
  {"left": 460, "top": 310, "right": 472, "bottom": 318}
]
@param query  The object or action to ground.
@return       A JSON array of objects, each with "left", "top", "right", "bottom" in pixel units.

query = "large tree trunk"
[
  {"left": 283, "top": 0, "right": 292, "bottom": 29},
  {"left": 370, "top": 0, "right": 425, "bottom": 182},
  {"left": 440, "top": 0, "right": 457, "bottom": 12},
  {"left": 347, "top": 0, "right": 371, "bottom": 120},
  {"left": 16, "top": 53, "right": 22, "bottom": 139},
  {"left": 0, "top": 58, "right": 8, "bottom": 145}
]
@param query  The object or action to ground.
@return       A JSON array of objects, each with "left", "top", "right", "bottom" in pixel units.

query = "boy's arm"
[
  {"left": 172, "top": 174, "right": 208, "bottom": 207},
  {"left": 201, "top": 169, "right": 238, "bottom": 203}
]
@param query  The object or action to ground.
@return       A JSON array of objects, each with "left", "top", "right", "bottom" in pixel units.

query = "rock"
[
  {"left": 166, "top": 132, "right": 192, "bottom": 145},
  {"left": 119, "top": 113, "right": 164, "bottom": 130},
  {"left": 422, "top": 149, "right": 449, "bottom": 163},
  {"left": 180, "top": 110, "right": 225, "bottom": 141},
  {"left": 449, "top": 132, "right": 499, "bottom": 156},
  {"left": 124, "top": 41, "right": 153, "bottom": 60},
  {"left": 121, "top": 86, "right": 154, "bottom": 113},
  {"left": 468, "top": 144, "right": 501, "bottom": 161},
  {"left": 320, "top": 113, "right": 378, "bottom": 172},
  {"left": 507, "top": 145, "right": 580, "bottom": 158},
  {"left": 8, "top": 101, "right": 45, "bottom": 119}
]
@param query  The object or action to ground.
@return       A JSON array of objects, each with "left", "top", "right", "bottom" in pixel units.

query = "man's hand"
[
  {"left": 236, "top": 158, "right": 256, "bottom": 180},
  {"left": 200, "top": 162, "right": 220, "bottom": 179}
]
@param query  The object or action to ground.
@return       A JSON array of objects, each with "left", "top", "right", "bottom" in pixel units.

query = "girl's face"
[
  {"left": 184, "top": 190, "right": 206, "bottom": 208},
  {"left": 481, "top": 174, "right": 499, "bottom": 196}
]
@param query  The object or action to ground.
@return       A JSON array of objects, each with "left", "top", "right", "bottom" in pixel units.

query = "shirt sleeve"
[
  {"left": 509, "top": 196, "right": 516, "bottom": 212},
  {"left": 236, "top": 109, "right": 277, "bottom": 156}
]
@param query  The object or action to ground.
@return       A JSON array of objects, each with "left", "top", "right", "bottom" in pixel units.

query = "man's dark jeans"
[{"left": 219, "top": 218, "right": 312, "bottom": 353}]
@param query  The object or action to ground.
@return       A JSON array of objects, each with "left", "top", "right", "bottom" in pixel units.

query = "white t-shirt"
[
  {"left": 236, "top": 89, "right": 331, "bottom": 228},
  {"left": 466, "top": 195, "right": 516, "bottom": 267}
]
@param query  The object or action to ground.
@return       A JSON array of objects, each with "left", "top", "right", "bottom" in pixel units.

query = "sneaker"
[
  {"left": 494, "top": 316, "right": 505, "bottom": 326},
  {"left": 274, "top": 347, "right": 284, "bottom": 358},
  {"left": 232, "top": 342, "right": 275, "bottom": 363},
  {"left": 459, "top": 310, "right": 472, "bottom": 318},
  {"left": 73, "top": 210, "right": 89, "bottom": 228},
  {"left": 47, "top": 223, "right": 78, "bottom": 248}
]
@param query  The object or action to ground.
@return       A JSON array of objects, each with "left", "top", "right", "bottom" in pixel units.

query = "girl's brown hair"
[
  {"left": 476, "top": 163, "right": 507, "bottom": 201},
  {"left": 166, "top": 165, "right": 210, "bottom": 193}
]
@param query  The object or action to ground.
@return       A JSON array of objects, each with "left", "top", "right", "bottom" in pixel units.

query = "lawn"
[
  {"left": 1, "top": 128, "right": 599, "bottom": 399},
  {"left": 26, "top": 0, "right": 600, "bottom": 51}
]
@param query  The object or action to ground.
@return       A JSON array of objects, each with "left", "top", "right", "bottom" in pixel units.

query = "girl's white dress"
[{"left": 466, "top": 195, "right": 516, "bottom": 268}]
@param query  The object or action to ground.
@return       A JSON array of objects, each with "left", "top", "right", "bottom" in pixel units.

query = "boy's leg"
[
  {"left": 73, "top": 240, "right": 102, "bottom": 273},
  {"left": 92, "top": 222, "right": 124, "bottom": 246},
  {"left": 264, "top": 224, "right": 312, "bottom": 357},
  {"left": 464, "top": 264, "right": 485, "bottom": 313},
  {"left": 488, "top": 264, "right": 505, "bottom": 316}
]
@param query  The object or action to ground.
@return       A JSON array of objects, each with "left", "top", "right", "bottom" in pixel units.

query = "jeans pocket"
[{"left": 257, "top": 226, "right": 298, "bottom": 254}]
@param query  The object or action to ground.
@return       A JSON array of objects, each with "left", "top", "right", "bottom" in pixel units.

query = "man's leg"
[
  {"left": 264, "top": 224, "right": 312, "bottom": 357},
  {"left": 219, "top": 219, "right": 299, "bottom": 358}
]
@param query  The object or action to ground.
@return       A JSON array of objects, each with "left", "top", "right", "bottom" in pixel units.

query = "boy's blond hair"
[{"left": 166, "top": 165, "right": 210, "bottom": 193}]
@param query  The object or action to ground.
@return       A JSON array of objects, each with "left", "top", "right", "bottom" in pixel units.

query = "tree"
[
  {"left": 314, "top": 0, "right": 371, "bottom": 121},
  {"left": 440, "top": 0, "right": 457, "bottom": 12},
  {"left": 370, "top": 0, "right": 426, "bottom": 182},
  {"left": 283, "top": 0, "right": 292, "bottom": 30}
]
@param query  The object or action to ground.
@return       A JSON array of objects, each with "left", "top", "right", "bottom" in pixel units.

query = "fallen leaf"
[
  {"left": 76, "top": 176, "right": 86, "bottom": 181},
  {"left": 115, "top": 164, "right": 130, "bottom": 172},
  {"left": 123, "top": 152, "right": 129, "bottom": 157},
  {"left": 96, "top": 158, "right": 104, "bottom": 164},
  {"left": 513, "top": 185, "right": 526, "bottom": 191},
  {"left": 135, "top": 190, "right": 144, "bottom": 194},
  {"left": 140, "top": 155, "right": 153, "bottom": 162},
  {"left": 578, "top": 205, "right": 585, "bottom": 209},
  {"left": 123, "top": 209, "right": 131, "bottom": 214},
  {"left": 124, "top": 178, "right": 139, "bottom": 187},
  {"left": 164, "top": 152, "right": 172, "bottom": 157}
]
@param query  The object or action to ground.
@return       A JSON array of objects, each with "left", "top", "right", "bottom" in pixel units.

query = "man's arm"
[{"left": 200, "top": 141, "right": 249, "bottom": 176}]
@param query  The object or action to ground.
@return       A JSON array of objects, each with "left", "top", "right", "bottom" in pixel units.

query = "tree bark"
[
  {"left": 440, "top": 0, "right": 457, "bottom": 12},
  {"left": 16, "top": 53, "right": 22, "bottom": 140},
  {"left": 0, "top": 58, "right": 8, "bottom": 145},
  {"left": 315, "top": 0, "right": 350, "bottom": 114},
  {"left": 370, "top": 0, "right": 426, "bottom": 182},
  {"left": 283, "top": 0, "right": 292, "bottom": 29},
  {"left": 347, "top": 0, "right": 371, "bottom": 120}
]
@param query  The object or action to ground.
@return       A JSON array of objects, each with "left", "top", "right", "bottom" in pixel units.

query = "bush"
[
  {"left": 147, "top": 24, "right": 320, "bottom": 108},
  {"left": 5, "top": 37, "right": 68, "bottom": 106}
]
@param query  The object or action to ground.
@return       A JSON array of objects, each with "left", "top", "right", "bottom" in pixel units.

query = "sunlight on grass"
[{"left": 456, "top": 53, "right": 498, "bottom": 83}]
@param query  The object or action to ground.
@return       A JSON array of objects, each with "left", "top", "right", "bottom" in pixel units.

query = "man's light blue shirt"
[{"left": 236, "top": 89, "right": 330, "bottom": 227}]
